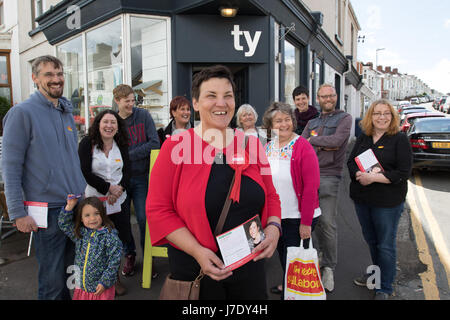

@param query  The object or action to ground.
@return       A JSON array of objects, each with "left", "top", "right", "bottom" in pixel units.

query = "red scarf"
[{"left": 227, "top": 136, "right": 249, "bottom": 203}]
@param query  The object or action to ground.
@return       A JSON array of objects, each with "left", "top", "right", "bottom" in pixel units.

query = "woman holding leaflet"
[
  {"left": 146, "top": 65, "right": 281, "bottom": 300},
  {"left": 347, "top": 99, "right": 412, "bottom": 300}
]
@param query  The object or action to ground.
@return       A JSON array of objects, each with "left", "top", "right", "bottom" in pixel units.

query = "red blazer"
[{"left": 146, "top": 128, "right": 281, "bottom": 252}]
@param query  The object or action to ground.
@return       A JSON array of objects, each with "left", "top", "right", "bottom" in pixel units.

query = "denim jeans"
[
  {"left": 33, "top": 207, "right": 74, "bottom": 300},
  {"left": 315, "top": 175, "right": 341, "bottom": 270},
  {"left": 354, "top": 202, "right": 404, "bottom": 295},
  {"left": 124, "top": 175, "right": 148, "bottom": 253},
  {"left": 277, "top": 217, "right": 319, "bottom": 300}
]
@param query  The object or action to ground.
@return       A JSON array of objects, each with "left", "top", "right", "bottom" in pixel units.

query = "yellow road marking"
[
  {"left": 407, "top": 182, "right": 440, "bottom": 300},
  {"left": 413, "top": 172, "right": 450, "bottom": 289}
]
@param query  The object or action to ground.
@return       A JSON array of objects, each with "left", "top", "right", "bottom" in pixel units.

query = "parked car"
[
  {"left": 408, "top": 117, "right": 450, "bottom": 169},
  {"left": 399, "top": 112, "right": 445, "bottom": 133},
  {"left": 400, "top": 106, "right": 427, "bottom": 114},
  {"left": 432, "top": 97, "right": 442, "bottom": 109},
  {"left": 397, "top": 101, "right": 411, "bottom": 113},
  {"left": 438, "top": 96, "right": 448, "bottom": 112},
  {"left": 410, "top": 97, "right": 420, "bottom": 104},
  {"left": 438, "top": 97, "right": 450, "bottom": 113}
]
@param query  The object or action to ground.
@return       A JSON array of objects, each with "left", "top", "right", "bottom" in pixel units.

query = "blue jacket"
[
  {"left": 1, "top": 91, "right": 86, "bottom": 220},
  {"left": 123, "top": 107, "right": 160, "bottom": 177},
  {"left": 58, "top": 208, "right": 122, "bottom": 292}
]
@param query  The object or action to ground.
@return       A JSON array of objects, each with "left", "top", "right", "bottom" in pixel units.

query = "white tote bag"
[{"left": 284, "top": 238, "right": 326, "bottom": 300}]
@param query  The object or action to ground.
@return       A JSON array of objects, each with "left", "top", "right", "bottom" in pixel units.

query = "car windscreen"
[{"left": 415, "top": 119, "right": 450, "bottom": 132}]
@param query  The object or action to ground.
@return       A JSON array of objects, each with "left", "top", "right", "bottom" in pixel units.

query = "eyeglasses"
[
  {"left": 372, "top": 112, "right": 392, "bottom": 118},
  {"left": 317, "top": 94, "right": 337, "bottom": 99}
]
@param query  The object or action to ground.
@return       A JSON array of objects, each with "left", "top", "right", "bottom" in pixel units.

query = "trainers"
[
  {"left": 321, "top": 267, "right": 334, "bottom": 292},
  {"left": 354, "top": 273, "right": 370, "bottom": 287},
  {"left": 121, "top": 254, "right": 136, "bottom": 276},
  {"left": 374, "top": 291, "right": 389, "bottom": 300}
]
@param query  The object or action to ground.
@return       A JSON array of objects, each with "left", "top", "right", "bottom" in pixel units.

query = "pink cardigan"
[
  {"left": 290, "top": 136, "right": 321, "bottom": 226},
  {"left": 146, "top": 129, "right": 281, "bottom": 252}
]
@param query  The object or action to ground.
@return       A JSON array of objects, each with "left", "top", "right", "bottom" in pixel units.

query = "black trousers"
[
  {"left": 168, "top": 245, "right": 268, "bottom": 300},
  {"left": 108, "top": 200, "right": 135, "bottom": 256}
]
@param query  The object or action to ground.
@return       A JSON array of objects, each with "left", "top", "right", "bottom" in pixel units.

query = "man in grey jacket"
[
  {"left": 302, "top": 83, "right": 352, "bottom": 292},
  {"left": 2, "top": 55, "right": 86, "bottom": 299}
]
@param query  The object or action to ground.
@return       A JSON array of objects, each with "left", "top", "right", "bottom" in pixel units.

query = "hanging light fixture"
[{"left": 220, "top": 6, "right": 238, "bottom": 17}]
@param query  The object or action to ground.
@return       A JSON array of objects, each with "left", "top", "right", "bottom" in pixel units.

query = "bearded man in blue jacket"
[{"left": 2, "top": 55, "right": 86, "bottom": 299}]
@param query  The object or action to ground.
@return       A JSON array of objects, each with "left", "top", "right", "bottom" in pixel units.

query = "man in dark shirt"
[
  {"left": 302, "top": 84, "right": 352, "bottom": 292},
  {"left": 292, "top": 85, "right": 319, "bottom": 135}
]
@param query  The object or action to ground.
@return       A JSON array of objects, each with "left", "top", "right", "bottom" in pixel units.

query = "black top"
[
  {"left": 78, "top": 136, "right": 131, "bottom": 195},
  {"left": 347, "top": 132, "right": 412, "bottom": 207},
  {"left": 205, "top": 154, "right": 265, "bottom": 235}
]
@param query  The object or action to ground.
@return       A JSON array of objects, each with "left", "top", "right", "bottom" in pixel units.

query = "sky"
[{"left": 351, "top": 0, "right": 450, "bottom": 95}]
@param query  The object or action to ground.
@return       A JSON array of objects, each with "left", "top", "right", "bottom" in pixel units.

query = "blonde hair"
[{"left": 359, "top": 99, "right": 400, "bottom": 136}]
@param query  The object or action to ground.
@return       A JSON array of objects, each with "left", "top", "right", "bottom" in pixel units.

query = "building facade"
[{"left": 4, "top": 0, "right": 363, "bottom": 137}]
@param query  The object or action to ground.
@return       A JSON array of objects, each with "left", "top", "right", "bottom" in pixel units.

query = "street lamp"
[{"left": 376, "top": 48, "right": 385, "bottom": 69}]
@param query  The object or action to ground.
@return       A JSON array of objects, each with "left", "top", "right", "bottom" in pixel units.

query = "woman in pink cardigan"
[{"left": 263, "top": 102, "right": 321, "bottom": 297}]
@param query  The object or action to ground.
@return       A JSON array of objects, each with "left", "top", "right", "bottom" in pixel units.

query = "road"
[{"left": 404, "top": 101, "right": 450, "bottom": 299}]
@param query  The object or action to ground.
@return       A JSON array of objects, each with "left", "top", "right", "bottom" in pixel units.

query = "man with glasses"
[
  {"left": 302, "top": 83, "right": 352, "bottom": 292},
  {"left": 2, "top": 55, "right": 86, "bottom": 299}
]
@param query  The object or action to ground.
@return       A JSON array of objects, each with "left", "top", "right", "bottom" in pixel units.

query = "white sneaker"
[{"left": 321, "top": 267, "right": 334, "bottom": 292}]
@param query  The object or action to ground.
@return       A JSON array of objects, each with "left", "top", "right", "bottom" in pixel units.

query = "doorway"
[{"left": 192, "top": 63, "right": 248, "bottom": 128}]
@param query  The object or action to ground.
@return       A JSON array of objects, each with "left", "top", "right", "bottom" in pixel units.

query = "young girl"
[{"left": 58, "top": 195, "right": 122, "bottom": 300}]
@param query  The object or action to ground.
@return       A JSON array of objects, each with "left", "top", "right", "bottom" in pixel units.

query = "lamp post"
[{"left": 376, "top": 48, "right": 385, "bottom": 69}]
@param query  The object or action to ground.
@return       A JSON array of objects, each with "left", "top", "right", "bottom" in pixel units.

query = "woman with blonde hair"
[{"left": 347, "top": 99, "right": 412, "bottom": 300}]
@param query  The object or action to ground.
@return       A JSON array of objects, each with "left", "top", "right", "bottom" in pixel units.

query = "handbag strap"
[{"left": 214, "top": 135, "right": 249, "bottom": 237}]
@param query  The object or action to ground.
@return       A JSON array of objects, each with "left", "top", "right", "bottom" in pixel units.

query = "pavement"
[{"left": 0, "top": 140, "right": 427, "bottom": 301}]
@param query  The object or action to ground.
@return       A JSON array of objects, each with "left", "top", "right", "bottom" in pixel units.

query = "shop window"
[
  {"left": 86, "top": 19, "right": 122, "bottom": 124},
  {"left": 31, "top": 0, "right": 45, "bottom": 29},
  {"left": 313, "top": 60, "right": 322, "bottom": 107},
  {"left": 130, "top": 16, "right": 169, "bottom": 130},
  {"left": 284, "top": 40, "right": 300, "bottom": 106},
  {"left": 56, "top": 36, "right": 85, "bottom": 138},
  {"left": 0, "top": 51, "right": 12, "bottom": 103},
  {"left": 0, "top": 1, "right": 4, "bottom": 26}
]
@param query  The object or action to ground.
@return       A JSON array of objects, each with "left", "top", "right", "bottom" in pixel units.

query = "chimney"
[{"left": 385, "top": 66, "right": 391, "bottom": 73}]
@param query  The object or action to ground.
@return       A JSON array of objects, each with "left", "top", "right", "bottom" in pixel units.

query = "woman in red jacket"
[
  {"left": 146, "top": 65, "right": 281, "bottom": 299},
  {"left": 262, "top": 102, "right": 321, "bottom": 297}
]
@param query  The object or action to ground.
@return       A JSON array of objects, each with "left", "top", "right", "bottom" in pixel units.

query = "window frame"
[{"left": 0, "top": 49, "right": 13, "bottom": 104}]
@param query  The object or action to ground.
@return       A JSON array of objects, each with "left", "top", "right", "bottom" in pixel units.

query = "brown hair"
[
  {"left": 113, "top": 84, "right": 134, "bottom": 101},
  {"left": 170, "top": 96, "right": 191, "bottom": 119},
  {"left": 359, "top": 99, "right": 400, "bottom": 136},
  {"left": 191, "top": 65, "right": 235, "bottom": 101},
  {"left": 262, "top": 101, "right": 297, "bottom": 139},
  {"left": 31, "top": 55, "right": 64, "bottom": 76},
  {"left": 74, "top": 197, "right": 115, "bottom": 238}
]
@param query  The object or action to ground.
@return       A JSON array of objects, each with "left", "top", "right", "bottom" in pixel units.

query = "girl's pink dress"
[{"left": 73, "top": 285, "right": 115, "bottom": 300}]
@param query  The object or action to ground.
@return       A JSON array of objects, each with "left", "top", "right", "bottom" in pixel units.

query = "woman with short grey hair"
[{"left": 236, "top": 104, "right": 266, "bottom": 143}]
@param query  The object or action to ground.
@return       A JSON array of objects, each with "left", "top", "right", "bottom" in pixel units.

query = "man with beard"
[
  {"left": 301, "top": 83, "right": 352, "bottom": 293},
  {"left": 2, "top": 55, "right": 86, "bottom": 299}
]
